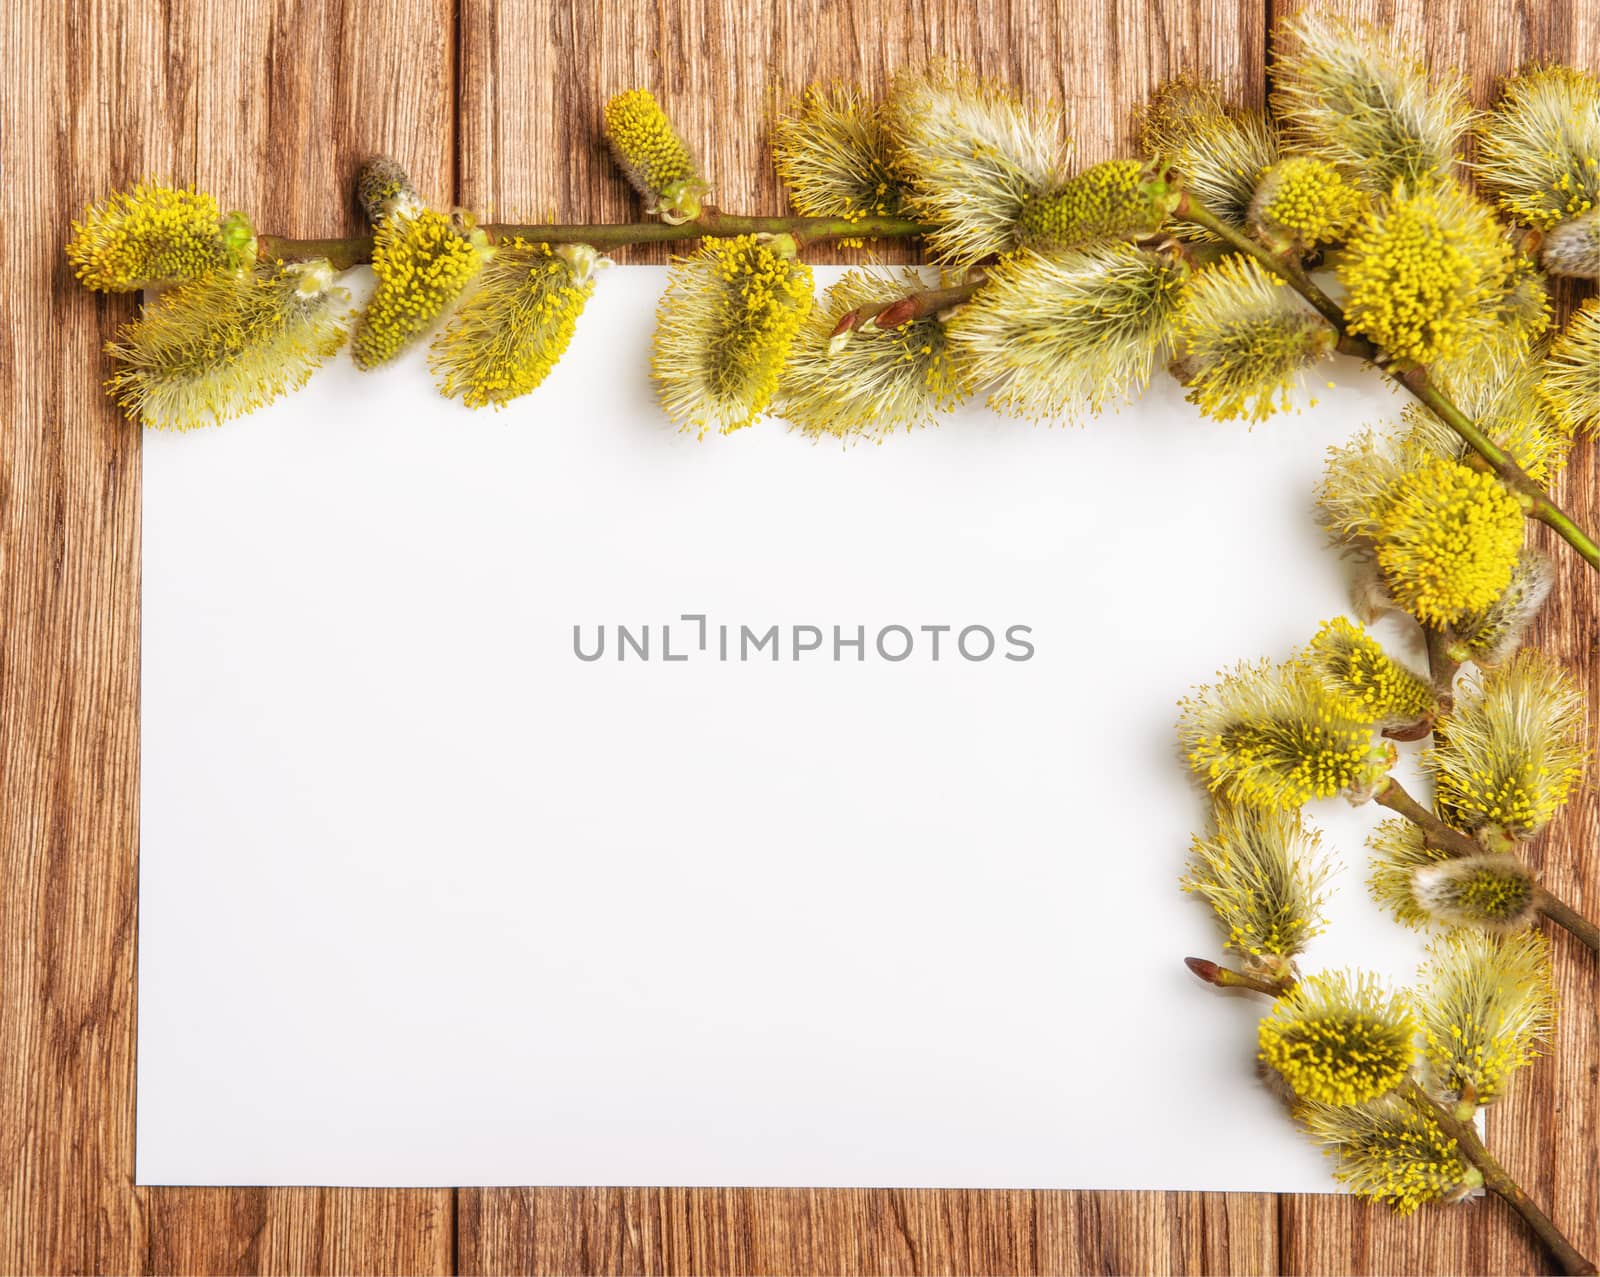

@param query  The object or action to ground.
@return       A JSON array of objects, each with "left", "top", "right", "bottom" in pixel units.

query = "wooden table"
[{"left": 5, "top": 0, "right": 1596, "bottom": 1271}]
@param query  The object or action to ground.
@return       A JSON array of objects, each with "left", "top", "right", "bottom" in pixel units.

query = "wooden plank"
[
  {"left": 0, "top": 0, "right": 455, "bottom": 1271},
  {"left": 457, "top": 0, "right": 1266, "bottom": 258},
  {"left": 457, "top": 1187, "right": 1274, "bottom": 1275},
  {"left": 1267, "top": 2, "right": 1600, "bottom": 1273},
  {"left": 455, "top": 1, "right": 1273, "bottom": 1272}
]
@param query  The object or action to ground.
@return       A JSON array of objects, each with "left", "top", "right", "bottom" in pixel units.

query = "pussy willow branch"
[
  {"left": 258, "top": 210, "right": 930, "bottom": 269},
  {"left": 1184, "top": 961, "right": 1598, "bottom": 1275},
  {"left": 1396, "top": 1079, "right": 1598, "bottom": 1276},
  {"left": 1372, "top": 776, "right": 1600, "bottom": 954},
  {"left": 1178, "top": 197, "right": 1600, "bottom": 575}
]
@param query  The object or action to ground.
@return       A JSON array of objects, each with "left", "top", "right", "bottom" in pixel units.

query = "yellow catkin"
[
  {"left": 603, "top": 89, "right": 706, "bottom": 224},
  {"left": 1417, "top": 930, "right": 1556, "bottom": 1109},
  {"left": 774, "top": 85, "right": 902, "bottom": 246},
  {"left": 1249, "top": 157, "right": 1367, "bottom": 250},
  {"left": 1297, "top": 1095, "right": 1478, "bottom": 1214},
  {"left": 1317, "top": 427, "right": 1429, "bottom": 548},
  {"left": 1173, "top": 254, "right": 1336, "bottom": 423},
  {"left": 1541, "top": 209, "right": 1600, "bottom": 278},
  {"left": 1371, "top": 458, "right": 1524, "bottom": 626},
  {"left": 1182, "top": 805, "right": 1332, "bottom": 977},
  {"left": 1014, "top": 160, "right": 1178, "bottom": 249},
  {"left": 1541, "top": 297, "right": 1600, "bottom": 436},
  {"left": 651, "top": 234, "right": 814, "bottom": 436},
  {"left": 776, "top": 269, "right": 965, "bottom": 440},
  {"left": 1413, "top": 852, "right": 1541, "bottom": 933},
  {"left": 1301, "top": 616, "right": 1434, "bottom": 728},
  {"left": 1426, "top": 651, "right": 1588, "bottom": 840},
  {"left": 1476, "top": 65, "right": 1600, "bottom": 231},
  {"left": 105, "top": 261, "right": 349, "bottom": 429},
  {"left": 881, "top": 64, "right": 1067, "bottom": 266},
  {"left": 1258, "top": 970, "right": 1415, "bottom": 1106},
  {"left": 357, "top": 156, "right": 422, "bottom": 225},
  {"left": 352, "top": 209, "right": 491, "bottom": 370},
  {"left": 430, "top": 241, "right": 597, "bottom": 409},
  {"left": 944, "top": 243, "right": 1187, "bottom": 421},
  {"left": 1366, "top": 817, "right": 1452, "bottom": 929},
  {"left": 1270, "top": 11, "right": 1471, "bottom": 193},
  {"left": 1177, "top": 660, "right": 1392, "bottom": 810},
  {"left": 1339, "top": 182, "right": 1513, "bottom": 368},
  {"left": 67, "top": 182, "right": 243, "bottom": 292}
]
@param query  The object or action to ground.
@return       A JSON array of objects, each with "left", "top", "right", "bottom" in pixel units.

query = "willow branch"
[
  {"left": 1372, "top": 776, "right": 1480, "bottom": 856},
  {"left": 1372, "top": 777, "right": 1600, "bottom": 954},
  {"left": 1536, "top": 890, "right": 1600, "bottom": 955},
  {"left": 258, "top": 210, "right": 929, "bottom": 270},
  {"left": 1177, "top": 196, "right": 1600, "bottom": 575},
  {"left": 1183, "top": 960, "right": 1597, "bottom": 1273},
  {"left": 1398, "top": 1079, "right": 1598, "bottom": 1276}
]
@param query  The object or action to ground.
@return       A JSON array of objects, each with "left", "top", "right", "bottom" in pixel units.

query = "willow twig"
[
  {"left": 1372, "top": 777, "right": 1600, "bottom": 954},
  {"left": 1535, "top": 890, "right": 1600, "bottom": 955},
  {"left": 1372, "top": 776, "right": 1480, "bottom": 857},
  {"left": 1422, "top": 624, "right": 1460, "bottom": 718},
  {"left": 1177, "top": 196, "right": 1600, "bottom": 576},
  {"left": 1397, "top": 1079, "right": 1598, "bottom": 1276},
  {"left": 257, "top": 210, "right": 930, "bottom": 270},
  {"left": 1183, "top": 963, "right": 1597, "bottom": 1274}
]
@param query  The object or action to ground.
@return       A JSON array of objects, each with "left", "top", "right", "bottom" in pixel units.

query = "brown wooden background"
[{"left": 3, "top": 0, "right": 1597, "bottom": 1272}]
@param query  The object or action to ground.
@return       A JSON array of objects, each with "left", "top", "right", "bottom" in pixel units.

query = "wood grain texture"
[
  {"left": 3, "top": 0, "right": 1595, "bottom": 1272},
  {"left": 456, "top": 0, "right": 1265, "bottom": 256},
  {"left": 456, "top": 1187, "right": 1275, "bottom": 1276},
  {"left": 0, "top": 1, "right": 455, "bottom": 1272}
]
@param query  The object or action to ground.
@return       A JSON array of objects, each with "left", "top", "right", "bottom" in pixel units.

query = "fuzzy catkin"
[
  {"left": 105, "top": 261, "right": 349, "bottom": 429},
  {"left": 652, "top": 234, "right": 814, "bottom": 435},
  {"left": 67, "top": 182, "right": 243, "bottom": 292},
  {"left": 430, "top": 241, "right": 597, "bottom": 409}
]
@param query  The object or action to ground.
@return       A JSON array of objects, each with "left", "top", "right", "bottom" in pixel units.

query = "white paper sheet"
[{"left": 137, "top": 265, "right": 1436, "bottom": 1188}]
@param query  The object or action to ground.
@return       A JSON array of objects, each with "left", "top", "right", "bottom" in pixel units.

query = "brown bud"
[
  {"left": 1184, "top": 956, "right": 1223, "bottom": 985},
  {"left": 873, "top": 297, "right": 917, "bottom": 329}
]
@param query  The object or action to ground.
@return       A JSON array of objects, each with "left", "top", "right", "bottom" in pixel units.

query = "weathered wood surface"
[{"left": 1, "top": 0, "right": 1593, "bottom": 1271}]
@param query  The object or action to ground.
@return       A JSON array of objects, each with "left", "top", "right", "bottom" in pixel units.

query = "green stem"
[
  {"left": 258, "top": 210, "right": 929, "bottom": 270},
  {"left": 1178, "top": 196, "right": 1600, "bottom": 575},
  {"left": 1398, "top": 1080, "right": 1598, "bottom": 1276},
  {"left": 1179, "top": 198, "right": 1343, "bottom": 328},
  {"left": 256, "top": 234, "right": 375, "bottom": 271}
]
